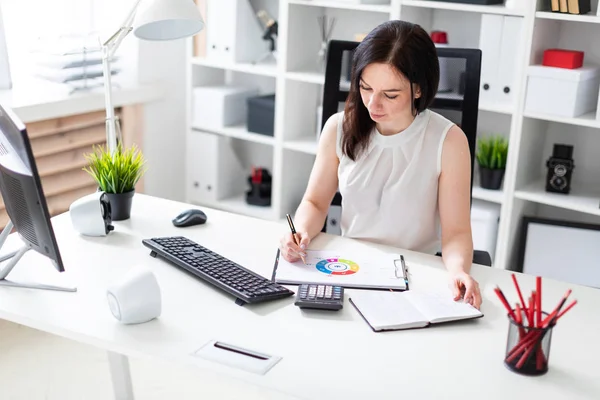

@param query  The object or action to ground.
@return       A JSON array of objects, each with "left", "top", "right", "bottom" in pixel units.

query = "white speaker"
[
  {"left": 69, "top": 192, "right": 114, "bottom": 236},
  {"left": 107, "top": 266, "right": 162, "bottom": 325}
]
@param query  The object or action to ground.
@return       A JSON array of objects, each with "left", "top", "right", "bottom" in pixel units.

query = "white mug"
[{"left": 107, "top": 266, "right": 162, "bottom": 324}]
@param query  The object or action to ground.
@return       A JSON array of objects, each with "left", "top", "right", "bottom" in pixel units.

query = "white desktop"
[{"left": 0, "top": 192, "right": 598, "bottom": 399}]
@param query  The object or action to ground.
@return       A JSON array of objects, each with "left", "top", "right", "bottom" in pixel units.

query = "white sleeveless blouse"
[{"left": 335, "top": 109, "right": 454, "bottom": 254}]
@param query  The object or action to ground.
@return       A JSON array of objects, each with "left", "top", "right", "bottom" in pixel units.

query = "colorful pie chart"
[{"left": 315, "top": 257, "right": 359, "bottom": 275}]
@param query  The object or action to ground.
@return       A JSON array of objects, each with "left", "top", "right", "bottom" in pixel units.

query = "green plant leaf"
[
  {"left": 476, "top": 134, "right": 508, "bottom": 170},
  {"left": 83, "top": 142, "right": 148, "bottom": 194}
]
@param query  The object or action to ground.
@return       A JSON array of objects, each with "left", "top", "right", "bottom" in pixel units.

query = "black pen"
[
  {"left": 286, "top": 213, "right": 306, "bottom": 264},
  {"left": 400, "top": 255, "right": 409, "bottom": 290}
]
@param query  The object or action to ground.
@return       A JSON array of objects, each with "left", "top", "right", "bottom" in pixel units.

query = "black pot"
[
  {"left": 104, "top": 189, "right": 135, "bottom": 221},
  {"left": 479, "top": 166, "right": 505, "bottom": 190}
]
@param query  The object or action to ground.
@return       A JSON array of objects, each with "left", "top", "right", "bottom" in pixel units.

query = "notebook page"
[
  {"left": 349, "top": 291, "right": 429, "bottom": 331},
  {"left": 403, "top": 290, "right": 483, "bottom": 324}
]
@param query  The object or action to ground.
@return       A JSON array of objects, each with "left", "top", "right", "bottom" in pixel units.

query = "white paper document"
[{"left": 274, "top": 249, "right": 407, "bottom": 290}]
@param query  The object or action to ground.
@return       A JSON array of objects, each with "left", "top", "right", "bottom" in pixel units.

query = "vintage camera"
[{"left": 545, "top": 144, "right": 574, "bottom": 194}]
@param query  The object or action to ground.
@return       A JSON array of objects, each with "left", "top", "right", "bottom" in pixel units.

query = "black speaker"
[{"left": 545, "top": 144, "right": 574, "bottom": 194}]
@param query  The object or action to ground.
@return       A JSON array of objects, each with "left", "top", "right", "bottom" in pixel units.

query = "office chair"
[{"left": 320, "top": 40, "right": 492, "bottom": 267}]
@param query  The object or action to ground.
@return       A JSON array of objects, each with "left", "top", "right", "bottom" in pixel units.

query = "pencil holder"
[{"left": 504, "top": 310, "right": 554, "bottom": 376}]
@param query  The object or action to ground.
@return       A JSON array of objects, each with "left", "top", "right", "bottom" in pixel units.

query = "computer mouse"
[{"left": 172, "top": 209, "right": 207, "bottom": 227}]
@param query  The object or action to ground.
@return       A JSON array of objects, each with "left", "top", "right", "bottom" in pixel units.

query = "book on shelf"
[{"left": 554, "top": 0, "right": 591, "bottom": 14}]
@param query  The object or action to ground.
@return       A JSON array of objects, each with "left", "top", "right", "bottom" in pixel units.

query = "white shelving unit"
[
  {"left": 185, "top": 0, "right": 600, "bottom": 271},
  {"left": 400, "top": 0, "right": 525, "bottom": 16}
]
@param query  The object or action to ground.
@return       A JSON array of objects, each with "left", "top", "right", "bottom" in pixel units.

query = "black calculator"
[{"left": 294, "top": 284, "right": 344, "bottom": 311}]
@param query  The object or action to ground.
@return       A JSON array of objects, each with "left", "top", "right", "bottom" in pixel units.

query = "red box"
[{"left": 542, "top": 49, "right": 584, "bottom": 69}]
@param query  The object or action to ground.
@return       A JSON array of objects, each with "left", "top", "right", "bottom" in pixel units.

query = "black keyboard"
[{"left": 142, "top": 236, "right": 294, "bottom": 305}]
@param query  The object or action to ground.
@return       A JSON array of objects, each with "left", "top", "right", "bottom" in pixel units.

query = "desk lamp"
[{"left": 102, "top": 0, "right": 204, "bottom": 154}]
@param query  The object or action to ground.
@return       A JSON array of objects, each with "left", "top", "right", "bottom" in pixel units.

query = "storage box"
[
  {"left": 470, "top": 200, "right": 500, "bottom": 261},
  {"left": 525, "top": 65, "right": 600, "bottom": 117},
  {"left": 543, "top": 49, "right": 584, "bottom": 70},
  {"left": 247, "top": 94, "right": 275, "bottom": 136},
  {"left": 192, "top": 85, "right": 259, "bottom": 129}
]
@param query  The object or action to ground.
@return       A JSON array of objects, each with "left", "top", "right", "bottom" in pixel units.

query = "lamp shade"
[{"left": 133, "top": 0, "right": 204, "bottom": 41}]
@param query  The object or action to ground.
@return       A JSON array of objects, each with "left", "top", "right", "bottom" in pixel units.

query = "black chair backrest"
[{"left": 321, "top": 40, "right": 482, "bottom": 197}]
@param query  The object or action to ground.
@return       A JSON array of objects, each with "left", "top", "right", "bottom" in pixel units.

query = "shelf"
[
  {"left": 514, "top": 180, "right": 600, "bottom": 217},
  {"left": 191, "top": 57, "right": 278, "bottom": 77},
  {"left": 400, "top": 0, "right": 526, "bottom": 16},
  {"left": 283, "top": 138, "right": 319, "bottom": 155},
  {"left": 288, "top": 0, "right": 392, "bottom": 13},
  {"left": 286, "top": 70, "right": 325, "bottom": 85},
  {"left": 479, "top": 102, "right": 514, "bottom": 115},
  {"left": 472, "top": 184, "right": 504, "bottom": 204},
  {"left": 197, "top": 195, "right": 275, "bottom": 220},
  {"left": 536, "top": 11, "right": 600, "bottom": 24},
  {"left": 1, "top": 78, "right": 164, "bottom": 124},
  {"left": 191, "top": 124, "right": 276, "bottom": 146},
  {"left": 523, "top": 111, "right": 600, "bottom": 129}
]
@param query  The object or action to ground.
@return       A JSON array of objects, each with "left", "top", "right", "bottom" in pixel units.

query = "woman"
[{"left": 279, "top": 20, "right": 482, "bottom": 309}]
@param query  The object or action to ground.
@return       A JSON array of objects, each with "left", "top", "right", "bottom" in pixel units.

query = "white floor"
[{"left": 0, "top": 319, "right": 299, "bottom": 400}]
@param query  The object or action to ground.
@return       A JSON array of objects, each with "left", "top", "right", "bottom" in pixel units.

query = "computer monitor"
[{"left": 0, "top": 104, "right": 76, "bottom": 292}]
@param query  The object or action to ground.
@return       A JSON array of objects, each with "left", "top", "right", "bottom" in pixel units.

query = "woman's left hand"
[{"left": 449, "top": 272, "right": 482, "bottom": 309}]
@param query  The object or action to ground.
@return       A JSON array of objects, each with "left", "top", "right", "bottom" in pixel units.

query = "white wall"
[{"left": 137, "top": 38, "right": 188, "bottom": 202}]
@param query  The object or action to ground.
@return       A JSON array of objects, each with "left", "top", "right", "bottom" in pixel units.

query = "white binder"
[
  {"left": 496, "top": 16, "right": 522, "bottom": 106},
  {"left": 186, "top": 131, "right": 246, "bottom": 204},
  {"left": 478, "top": 14, "right": 504, "bottom": 105},
  {"left": 205, "top": 0, "right": 268, "bottom": 64},
  {"left": 478, "top": 14, "right": 523, "bottom": 107}
]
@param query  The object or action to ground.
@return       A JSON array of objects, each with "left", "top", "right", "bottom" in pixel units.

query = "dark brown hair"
[{"left": 342, "top": 20, "right": 440, "bottom": 161}]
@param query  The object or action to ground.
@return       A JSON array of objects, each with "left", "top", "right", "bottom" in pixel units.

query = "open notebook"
[{"left": 349, "top": 290, "right": 483, "bottom": 332}]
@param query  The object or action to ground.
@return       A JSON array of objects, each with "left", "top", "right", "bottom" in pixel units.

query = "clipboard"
[{"left": 271, "top": 249, "right": 409, "bottom": 291}]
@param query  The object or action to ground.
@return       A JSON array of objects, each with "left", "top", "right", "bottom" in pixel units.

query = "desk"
[{"left": 0, "top": 194, "right": 598, "bottom": 399}]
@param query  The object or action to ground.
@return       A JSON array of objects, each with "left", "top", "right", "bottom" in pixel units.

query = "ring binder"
[{"left": 393, "top": 256, "right": 410, "bottom": 290}]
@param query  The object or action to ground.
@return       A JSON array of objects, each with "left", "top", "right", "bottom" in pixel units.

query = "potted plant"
[
  {"left": 476, "top": 135, "right": 508, "bottom": 190},
  {"left": 83, "top": 143, "right": 147, "bottom": 221}
]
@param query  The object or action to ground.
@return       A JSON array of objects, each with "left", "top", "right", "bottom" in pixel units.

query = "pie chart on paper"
[{"left": 315, "top": 257, "right": 360, "bottom": 276}]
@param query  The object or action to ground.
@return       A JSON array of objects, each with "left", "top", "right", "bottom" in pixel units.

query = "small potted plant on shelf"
[
  {"left": 476, "top": 135, "right": 508, "bottom": 190},
  {"left": 83, "top": 143, "right": 147, "bottom": 221}
]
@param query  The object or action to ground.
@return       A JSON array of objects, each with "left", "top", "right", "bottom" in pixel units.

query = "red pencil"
[
  {"left": 557, "top": 299, "right": 577, "bottom": 319},
  {"left": 529, "top": 294, "right": 535, "bottom": 329},
  {"left": 494, "top": 287, "right": 517, "bottom": 321},
  {"left": 515, "top": 303, "right": 526, "bottom": 339},
  {"left": 536, "top": 276, "right": 542, "bottom": 328},
  {"left": 511, "top": 273, "right": 527, "bottom": 310}
]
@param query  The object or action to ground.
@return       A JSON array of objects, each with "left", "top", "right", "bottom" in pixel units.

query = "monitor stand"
[{"left": 0, "top": 220, "right": 77, "bottom": 292}]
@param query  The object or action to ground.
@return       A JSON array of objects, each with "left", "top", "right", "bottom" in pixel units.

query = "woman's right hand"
[{"left": 279, "top": 231, "right": 310, "bottom": 263}]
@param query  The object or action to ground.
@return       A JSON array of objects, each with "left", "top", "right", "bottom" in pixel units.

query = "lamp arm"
[
  {"left": 101, "top": 0, "right": 143, "bottom": 155},
  {"left": 103, "top": 0, "right": 143, "bottom": 56}
]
